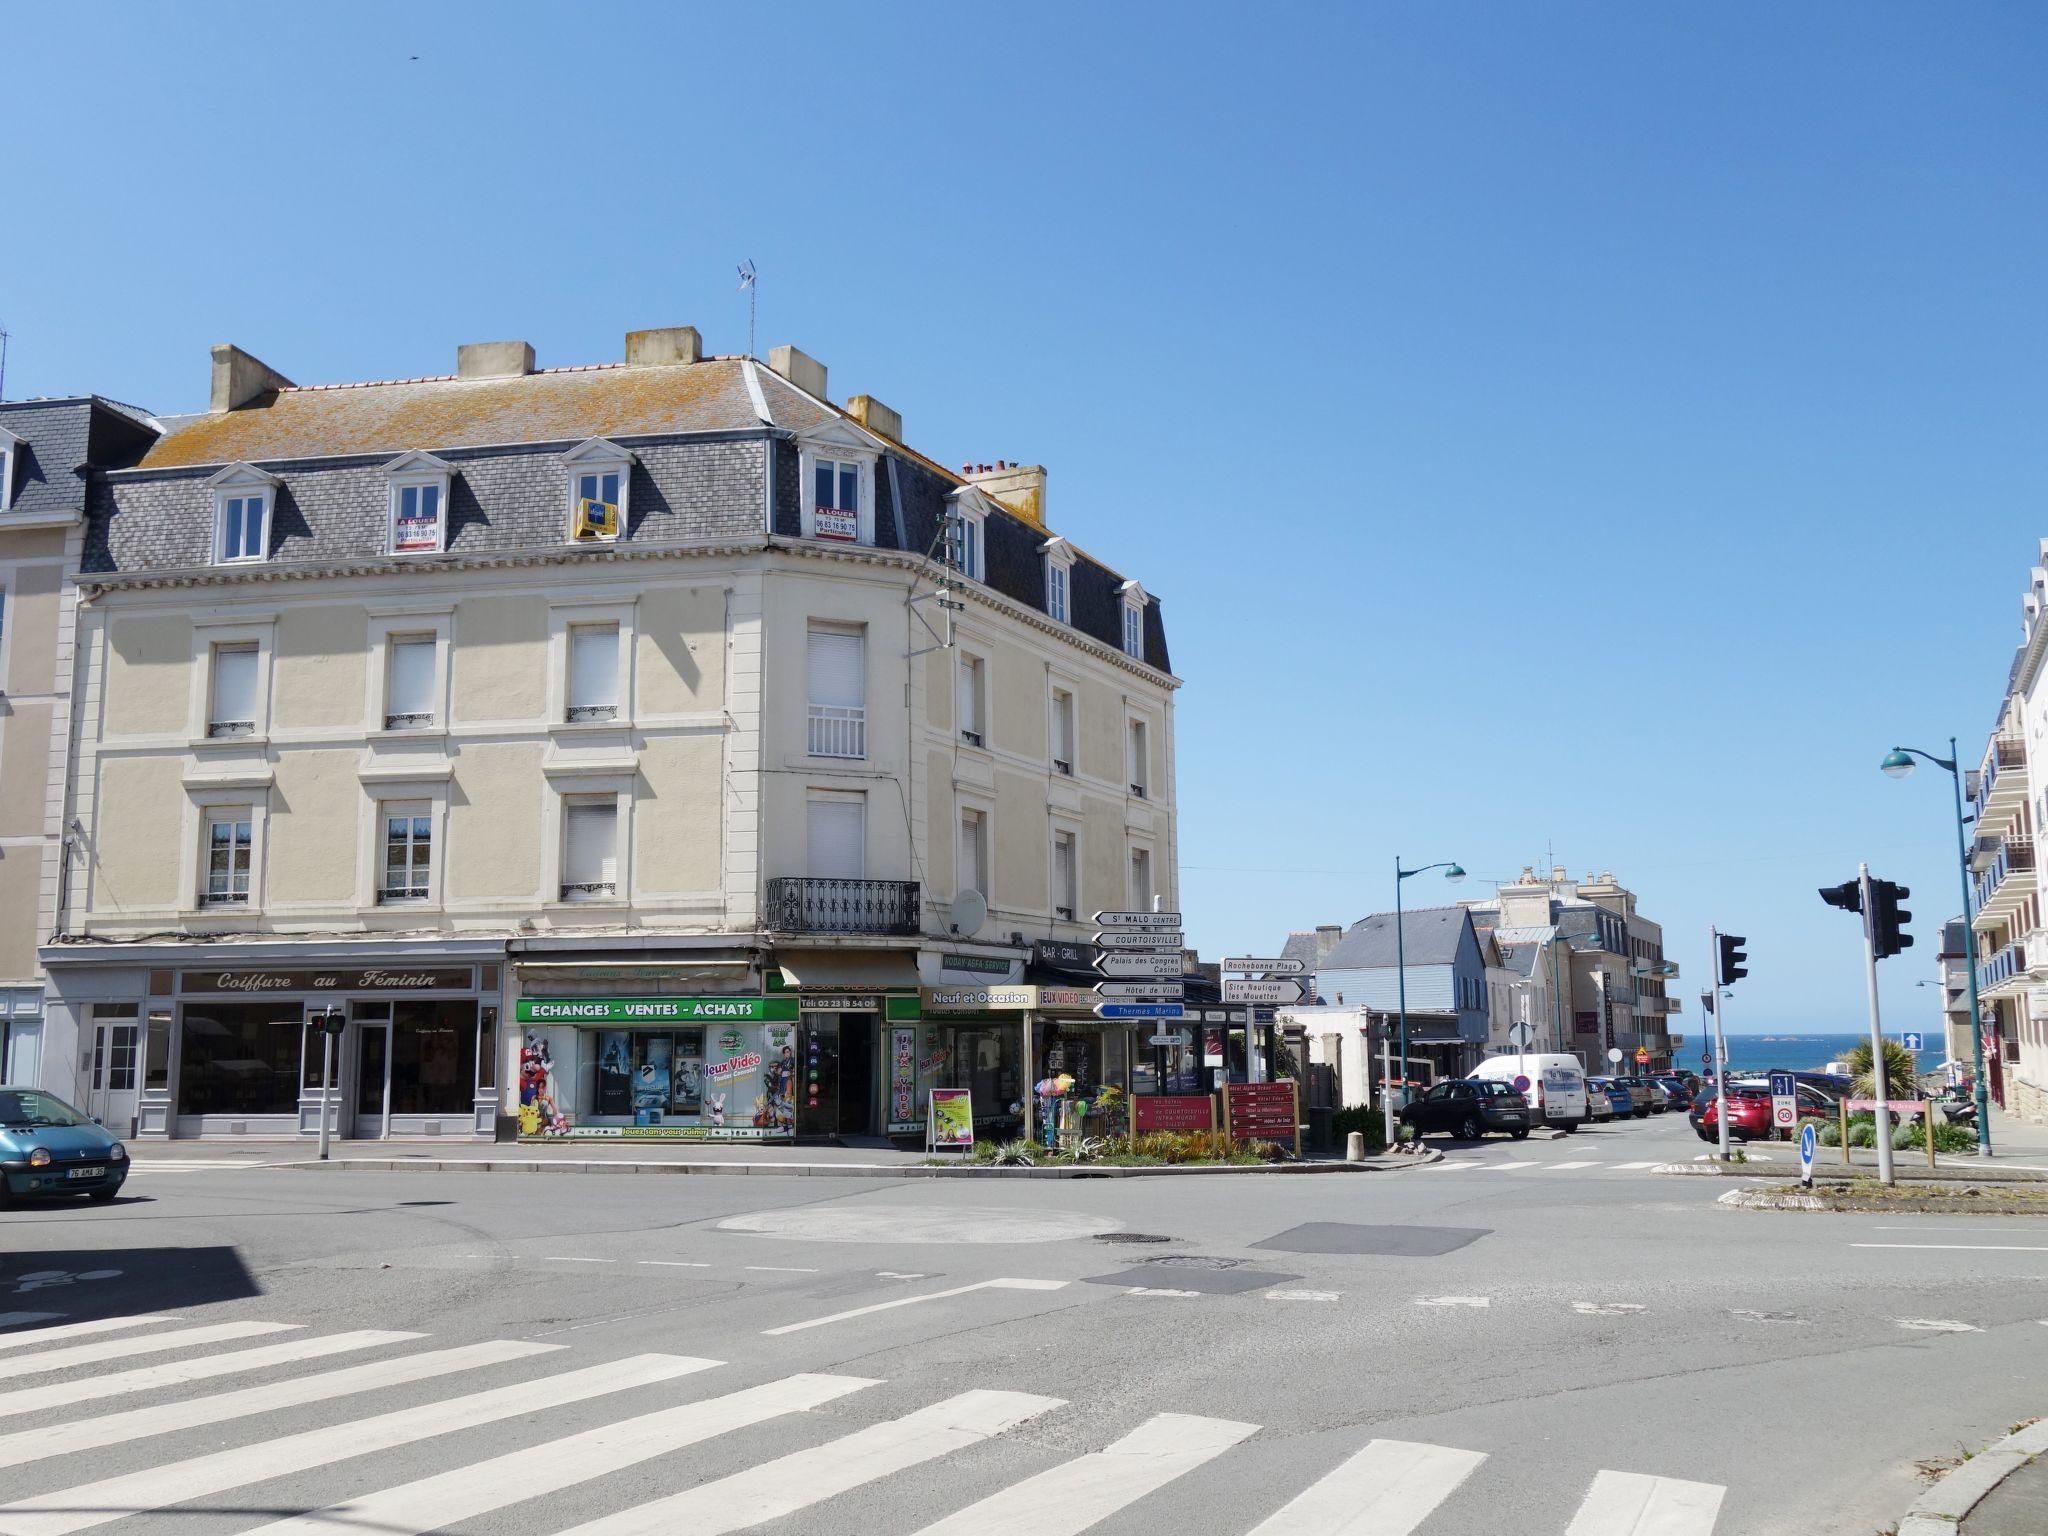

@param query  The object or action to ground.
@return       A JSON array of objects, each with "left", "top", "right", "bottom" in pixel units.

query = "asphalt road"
[{"left": 2, "top": 1113, "right": 2046, "bottom": 1536}]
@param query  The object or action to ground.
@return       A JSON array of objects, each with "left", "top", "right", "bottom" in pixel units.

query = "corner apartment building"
[
  {"left": 0, "top": 397, "right": 158, "bottom": 1085},
  {"left": 40, "top": 328, "right": 1179, "bottom": 1143}
]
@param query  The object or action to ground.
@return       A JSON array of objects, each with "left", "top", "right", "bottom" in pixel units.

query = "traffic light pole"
[
  {"left": 1710, "top": 924, "right": 1731, "bottom": 1164},
  {"left": 1859, "top": 863, "right": 1896, "bottom": 1188}
]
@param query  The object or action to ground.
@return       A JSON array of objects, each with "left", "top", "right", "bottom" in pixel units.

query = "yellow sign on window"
[{"left": 574, "top": 497, "right": 619, "bottom": 540}]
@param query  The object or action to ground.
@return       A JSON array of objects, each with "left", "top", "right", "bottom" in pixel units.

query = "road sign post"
[
  {"left": 1903, "top": 1031, "right": 1923, "bottom": 1053},
  {"left": 1799, "top": 1122, "right": 1816, "bottom": 1187},
  {"left": 1221, "top": 957, "right": 1307, "bottom": 975},
  {"left": 1221, "top": 978, "right": 1304, "bottom": 1005},
  {"left": 1769, "top": 1071, "right": 1798, "bottom": 1138}
]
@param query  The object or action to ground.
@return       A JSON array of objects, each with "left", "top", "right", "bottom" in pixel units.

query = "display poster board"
[{"left": 928, "top": 1088, "right": 975, "bottom": 1152}]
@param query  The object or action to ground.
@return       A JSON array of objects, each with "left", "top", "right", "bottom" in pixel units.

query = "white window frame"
[
  {"left": 796, "top": 426, "right": 880, "bottom": 546},
  {"left": 201, "top": 807, "right": 255, "bottom": 906},
  {"left": 206, "top": 463, "right": 280, "bottom": 566},
  {"left": 1119, "top": 579, "right": 1148, "bottom": 661},
  {"left": 206, "top": 642, "right": 261, "bottom": 739},
  {"left": 805, "top": 789, "right": 868, "bottom": 880},
  {"left": 947, "top": 492, "right": 988, "bottom": 582},
  {"left": 384, "top": 450, "right": 454, "bottom": 556},
  {"left": 957, "top": 802, "right": 990, "bottom": 902},
  {"left": 565, "top": 622, "right": 623, "bottom": 723},
  {"left": 180, "top": 787, "right": 268, "bottom": 915},
  {"left": 0, "top": 427, "right": 19, "bottom": 513},
  {"left": 382, "top": 633, "right": 439, "bottom": 730},
  {"left": 559, "top": 792, "right": 623, "bottom": 903},
  {"left": 957, "top": 650, "right": 988, "bottom": 750},
  {"left": 545, "top": 598, "right": 637, "bottom": 730},
  {"left": 1041, "top": 536, "right": 1075, "bottom": 625},
  {"left": 1051, "top": 823, "right": 1079, "bottom": 923},
  {"left": 1049, "top": 683, "right": 1076, "bottom": 777},
  {"left": 185, "top": 613, "right": 277, "bottom": 745},
  {"left": 540, "top": 771, "right": 635, "bottom": 908},
  {"left": 377, "top": 799, "right": 434, "bottom": 903},
  {"left": 806, "top": 621, "right": 867, "bottom": 760},
  {"left": 562, "top": 438, "right": 634, "bottom": 543},
  {"left": 1127, "top": 714, "right": 1150, "bottom": 800},
  {"left": 352, "top": 774, "right": 449, "bottom": 911},
  {"left": 1129, "top": 842, "right": 1154, "bottom": 912}
]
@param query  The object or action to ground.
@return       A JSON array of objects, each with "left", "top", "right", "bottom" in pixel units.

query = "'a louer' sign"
[{"left": 515, "top": 997, "right": 800, "bottom": 1024}]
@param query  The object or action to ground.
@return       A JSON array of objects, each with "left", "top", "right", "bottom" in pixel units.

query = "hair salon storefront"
[{"left": 38, "top": 944, "right": 506, "bottom": 1140}]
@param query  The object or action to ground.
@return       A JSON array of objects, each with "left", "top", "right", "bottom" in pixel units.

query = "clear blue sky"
[{"left": 8, "top": 3, "right": 2045, "bottom": 1037}]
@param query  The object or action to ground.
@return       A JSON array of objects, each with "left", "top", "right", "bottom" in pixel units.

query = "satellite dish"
[{"left": 952, "top": 889, "right": 987, "bottom": 939}]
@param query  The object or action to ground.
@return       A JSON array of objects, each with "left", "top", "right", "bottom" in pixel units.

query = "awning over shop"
[{"left": 777, "top": 950, "right": 922, "bottom": 991}]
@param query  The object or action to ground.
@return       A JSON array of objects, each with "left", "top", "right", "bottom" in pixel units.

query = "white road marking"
[
  {"left": 1548, "top": 1161, "right": 1601, "bottom": 1170},
  {"left": 1855, "top": 1243, "right": 2048, "bottom": 1253},
  {"left": 1422, "top": 1162, "right": 1484, "bottom": 1172},
  {"left": 1246, "top": 1437, "right": 1486, "bottom": 1535},
  {"left": 0, "top": 1329, "right": 417, "bottom": 1417},
  {"left": 1415, "top": 1296, "right": 1490, "bottom": 1308},
  {"left": 1573, "top": 1303, "right": 1647, "bottom": 1317},
  {"left": 1872, "top": 1225, "right": 2048, "bottom": 1233},
  {"left": 762, "top": 1277, "right": 1067, "bottom": 1335},
  {"left": 0, "top": 1338, "right": 556, "bottom": 1470},
  {"left": 1728, "top": 1310, "right": 1807, "bottom": 1325},
  {"left": 1566, "top": 1469, "right": 1726, "bottom": 1534},
  {"left": 554, "top": 1388, "right": 1064, "bottom": 1536},
  {"left": 237, "top": 1373, "right": 876, "bottom": 1536},
  {"left": 635, "top": 1260, "right": 709, "bottom": 1268},
  {"left": 1612, "top": 1162, "right": 1661, "bottom": 1170},
  {"left": 878, "top": 1271, "right": 928, "bottom": 1279},
  {"left": 1266, "top": 1290, "right": 1340, "bottom": 1302},
  {"left": 1492, "top": 1160, "right": 1541, "bottom": 1171},
  {"left": 1127, "top": 1287, "right": 1201, "bottom": 1298},
  {"left": 909, "top": 1411, "right": 1259, "bottom": 1535},
  {"left": 1895, "top": 1318, "right": 1982, "bottom": 1332},
  {"left": 0, "top": 1352, "right": 715, "bottom": 1536},
  {"left": 543, "top": 1256, "right": 616, "bottom": 1263},
  {"left": 0, "top": 1315, "right": 169, "bottom": 1352},
  {"left": 745, "top": 1265, "right": 820, "bottom": 1273},
  {"left": 0, "top": 1321, "right": 295, "bottom": 1381}
]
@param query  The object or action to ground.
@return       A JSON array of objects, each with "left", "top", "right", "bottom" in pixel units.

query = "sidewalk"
[
  {"left": 1898, "top": 1418, "right": 2048, "bottom": 1536},
  {"left": 1958, "top": 1453, "right": 2048, "bottom": 1536}
]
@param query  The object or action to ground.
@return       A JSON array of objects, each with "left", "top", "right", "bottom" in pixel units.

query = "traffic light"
[
  {"left": 1818, "top": 880, "right": 1862, "bottom": 915},
  {"left": 1870, "top": 878, "right": 1913, "bottom": 960},
  {"left": 1716, "top": 933, "right": 1748, "bottom": 986}
]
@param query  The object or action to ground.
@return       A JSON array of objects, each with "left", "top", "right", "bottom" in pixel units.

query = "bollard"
[
  {"left": 1840, "top": 1097, "right": 1851, "bottom": 1167},
  {"left": 1346, "top": 1131, "right": 1366, "bottom": 1163},
  {"left": 1926, "top": 1107, "right": 1937, "bottom": 1171}
]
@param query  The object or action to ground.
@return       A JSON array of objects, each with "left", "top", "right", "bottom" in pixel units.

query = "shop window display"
[{"left": 178, "top": 1003, "right": 304, "bottom": 1116}]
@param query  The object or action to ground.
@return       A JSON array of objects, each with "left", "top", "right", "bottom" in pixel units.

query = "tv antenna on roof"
[
  {"left": 0, "top": 320, "right": 10, "bottom": 402},
  {"left": 736, "top": 260, "right": 757, "bottom": 357}
]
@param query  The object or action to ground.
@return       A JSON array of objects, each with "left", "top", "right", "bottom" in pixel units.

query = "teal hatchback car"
[{"left": 0, "top": 1088, "right": 128, "bottom": 1205}]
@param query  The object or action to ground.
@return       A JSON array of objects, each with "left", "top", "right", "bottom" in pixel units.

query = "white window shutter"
[
  {"left": 806, "top": 628, "right": 864, "bottom": 709},
  {"left": 806, "top": 796, "right": 865, "bottom": 879},
  {"left": 569, "top": 626, "right": 619, "bottom": 709},
  {"left": 211, "top": 646, "right": 257, "bottom": 725},
  {"left": 387, "top": 639, "right": 435, "bottom": 718},
  {"left": 564, "top": 801, "right": 617, "bottom": 886}
]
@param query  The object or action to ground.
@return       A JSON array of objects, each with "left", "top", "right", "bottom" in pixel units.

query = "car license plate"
[{"left": 67, "top": 1166, "right": 105, "bottom": 1179}]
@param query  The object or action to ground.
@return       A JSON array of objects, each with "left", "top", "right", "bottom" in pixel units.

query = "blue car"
[
  {"left": 1587, "top": 1077, "right": 1635, "bottom": 1119},
  {"left": 0, "top": 1088, "right": 129, "bottom": 1205}
]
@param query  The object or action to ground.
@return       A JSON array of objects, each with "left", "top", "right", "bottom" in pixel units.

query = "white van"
[{"left": 1469, "top": 1054, "right": 1588, "bottom": 1131}]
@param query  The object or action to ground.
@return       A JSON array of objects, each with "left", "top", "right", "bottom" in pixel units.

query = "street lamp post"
[
  {"left": 1881, "top": 740, "right": 1992, "bottom": 1156},
  {"left": 1393, "top": 857, "right": 1466, "bottom": 1112}
]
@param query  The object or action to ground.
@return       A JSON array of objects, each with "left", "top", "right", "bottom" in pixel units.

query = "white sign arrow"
[
  {"left": 1093, "top": 931, "right": 1185, "bottom": 950},
  {"left": 1222, "top": 978, "right": 1305, "bottom": 1004},
  {"left": 1221, "top": 956, "right": 1307, "bottom": 975},
  {"left": 1148, "top": 1027, "right": 1195, "bottom": 1047},
  {"left": 1095, "top": 981, "right": 1186, "bottom": 999},
  {"left": 1094, "top": 953, "right": 1184, "bottom": 978},
  {"left": 1093, "top": 910, "right": 1183, "bottom": 929}
]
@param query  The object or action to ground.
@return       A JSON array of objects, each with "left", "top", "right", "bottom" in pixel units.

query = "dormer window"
[
  {"left": 1119, "top": 580, "right": 1148, "bottom": 661},
  {"left": 563, "top": 439, "right": 633, "bottom": 542},
  {"left": 0, "top": 427, "right": 19, "bottom": 513},
  {"left": 948, "top": 497, "right": 987, "bottom": 582},
  {"left": 796, "top": 428, "right": 878, "bottom": 546},
  {"left": 814, "top": 459, "right": 861, "bottom": 542},
  {"left": 206, "top": 464, "right": 281, "bottom": 566},
  {"left": 384, "top": 451, "right": 454, "bottom": 555},
  {"left": 1041, "top": 536, "right": 1075, "bottom": 625}
]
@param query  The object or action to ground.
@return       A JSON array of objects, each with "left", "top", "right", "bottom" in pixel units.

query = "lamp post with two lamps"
[{"left": 1880, "top": 741, "right": 1992, "bottom": 1156}]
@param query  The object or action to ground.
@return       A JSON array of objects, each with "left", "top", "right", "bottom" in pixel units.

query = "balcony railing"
[
  {"left": 1978, "top": 737, "right": 2027, "bottom": 809},
  {"left": 1979, "top": 940, "right": 2026, "bottom": 993},
  {"left": 1975, "top": 838, "right": 2037, "bottom": 914},
  {"left": 807, "top": 705, "right": 866, "bottom": 759},
  {"left": 765, "top": 876, "right": 921, "bottom": 936}
]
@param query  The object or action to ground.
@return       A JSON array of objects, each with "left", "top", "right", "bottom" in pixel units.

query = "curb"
[
  {"left": 1717, "top": 1188, "right": 1826, "bottom": 1211},
  {"left": 1897, "top": 1418, "right": 2048, "bottom": 1534},
  {"left": 263, "top": 1148, "right": 1444, "bottom": 1179}
]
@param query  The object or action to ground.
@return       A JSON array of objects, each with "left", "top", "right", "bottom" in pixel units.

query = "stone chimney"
[
  {"left": 209, "top": 345, "right": 294, "bottom": 413},
  {"left": 457, "top": 340, "right": 536, "bottom": 380},
  {"left": 1314, "top": 924, "right": 1344, "bottom": 965},
  {"left": 1551, "top": 866, "right": 1567, "bottom": 882},
  {"left": 963, "top": 463, "right": 1048, "bottom": 529},
  {"left": 626, "top": 326, "right": 701, "bottom": 366},
  {"left": 769, "top": 345, "right": 827, "bottom": 399},
  {"left": 845, "top": 395, "right": 903, "bottom": 442}
]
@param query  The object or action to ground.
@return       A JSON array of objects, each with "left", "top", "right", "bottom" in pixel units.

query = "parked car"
[
  {"left": 1399, "top": 1079, "right": 1532, "bottom": 1141},
  {"left": 1587, "top": 1077, "right": 1635, "bottom": 1119},
  {"left": 1610, "top": 1077, "right": 1666, "bottom": 1117},
  {"left": 1468, "top": 1053, "right": 1588, "bottom": 1131},
  {"left": 1654, "top": 1075, "right": 1695, "bottom": 1111},
  {"left": 1581, "top": 1078, "right": 1616, "bottom": 1121},
  {"left": 0, "top": 1088, "right": 129, "bottom": 1205},
  {"left": 1694, "top": 1083, "right": 1835, "bottom": 1142}
]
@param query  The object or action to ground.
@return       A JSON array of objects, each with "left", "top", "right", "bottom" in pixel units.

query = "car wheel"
[
  {"left": 1458, "top": 1115, "right": 1483, "bottom": 1141},
  {"left": 86, "top": 1188, "right": 118, "bottom": 1204},
  {"left": 1560, "top": 1120, "right": 1579, "bottom": 1134},
  {"left": 1511, "top": 1128, "right": 1530, "bottom": 1140},
  {"left": 1635, "top": 1108, "right": 1651, "bottom": 1119}
]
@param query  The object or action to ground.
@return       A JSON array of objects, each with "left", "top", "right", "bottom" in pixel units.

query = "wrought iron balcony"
[{"left": 765, "top": 876, "right": 921, "bottom": 936}]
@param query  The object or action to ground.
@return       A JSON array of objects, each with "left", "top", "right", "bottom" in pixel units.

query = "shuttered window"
[
  {"left": 386, "top": 638, "right": 436, "bottom": 728},
  {"left": 806, "top": 793, "right": 865, "bottom": 879},
  {"left": 567, "top": 625, "right": 619, "bottom": 722},
  {"left": 1129, "top": 847, "right": 1152, "bottom": 911},
  {"left": 1128, "top": 719, "right": 1149, "bottom": 798},
  {"left": 958, "top": 808, "right": 987, "bottom": 897},
  {"left": 209, "top": 645, "right": 258, "bottom": 737},
  {"left": 807, "top": 625, "right": 866, "bottom": 758},
  {"left": 562, "top": 800, "right": 618, "bottom": 899},
  {"left": 1051, "top": 690, "right": 1074, "bottom": 775},
  {"left": 1053, "top": 830, "right": 1077, "bottom": 920},
  {"left": 958, "top": 656, "right": 985, "bottom": 748}
]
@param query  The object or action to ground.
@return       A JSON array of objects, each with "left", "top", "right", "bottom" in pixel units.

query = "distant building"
[{"left": 1316, "top": 906, "right": 1491, "bottom": 1082}]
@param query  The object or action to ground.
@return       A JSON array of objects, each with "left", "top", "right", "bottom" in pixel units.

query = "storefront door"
[
  {"left": 354, "top": 1021, "right": 392, "bottom": 1139},
  {"left": 839, "top": 1015, "right": 876, "bottom": 1137},
  {"left": 86, "top": 1018, "right": 139, "bottom": 1135},
  {"left": 797, "top": 1015, "right": 839, "bottom": 1138}
]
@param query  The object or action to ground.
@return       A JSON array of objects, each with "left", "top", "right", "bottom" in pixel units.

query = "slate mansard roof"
[
  {"left": 1320, "top": 907, "right": 1473, "bottom": 970},
  {"left": 1, "top": 396, "right": 159, "bottom": 518},
  {"left": 86, "top": 352, "right": 1172, "bottom": 675}
]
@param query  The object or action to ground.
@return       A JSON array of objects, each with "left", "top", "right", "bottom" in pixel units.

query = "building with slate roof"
[
  {"left": 1315, "top": 906, "right": 1491, "bottom": 1081},
  {"left": 38, "top": 329, "right": 1179, "bottom": 1146}
]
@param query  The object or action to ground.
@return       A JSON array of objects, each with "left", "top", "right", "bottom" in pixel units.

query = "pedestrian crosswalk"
[
  {"left": 1426, "top": 1157, "right": 1672, "bottom": 1174},
  {"left": 0, "top": 1310, "right": 1733, "bottom": 1535}
]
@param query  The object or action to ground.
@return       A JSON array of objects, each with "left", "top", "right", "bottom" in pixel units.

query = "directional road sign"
[
  {"left": 1222, "top": 978, "right": 1305, "bottom": 1005},
  {"left": 1094, "top": 953, "right": 1183, "bottom": 978},
  {"left": 1902, "top": 1031, "right": 1924, "bottom": 1052},
  {"left": 1221, "top": 956, "right": 1307, "bottom": 975},
  {"left": 1094, "top": 910, "right": 1183, "bottom": 929},
  {"left": 1094, "top": 930, "right": 1185, "bottom": 950},
  {"left": 1799, "top": 1121, "right": 1817, "bottom": 1186},
  {"left": 1769, "top": 1071, "right": 1798, "bottom": 1131},
  {"left": 1095, "top": 1002, "right": 1186, "bottom": 1020},
  {"left": 1095, "top": 981, "right": 1186, "bottom": 1000},
  {"left": 1148, "top": 1026, "right": 1195, "bottom": 1047}
]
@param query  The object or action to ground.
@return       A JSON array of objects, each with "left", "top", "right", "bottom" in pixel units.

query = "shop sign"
[
  {"left": 706, "top": 1052, "right": 762, "bottom": 1083},
  {"left": 1036, "top": 987, "right": 1096, "bottom": 1011},
  {"left": 1031, "top": 939, "right": 1096, "bottom": 972},
  {"left": 800, "top": 994, "right": 881, "bottom": 1011},
  {"left": 922, "top": 985, "right": 1037, "bottom": 1012},
  {"left": 183, "top": 967, "right": 474, "bottom": 994},
  {"left": 541, "top": 1125, "right": 796, "bottom": 1142},
  {"left": 515, "top": 997, "right": 800, "bottom": 1024},
  {"left": 889, "top": 1026, "right": 918, "bottom": 1130},
  {"left": 941, "top": 953, "right": 1013, "bottom": 975}
]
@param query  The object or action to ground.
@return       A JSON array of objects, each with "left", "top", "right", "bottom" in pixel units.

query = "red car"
[{"left": 1694, "top": 1084, "right": 1834, "bottom": 1142}]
